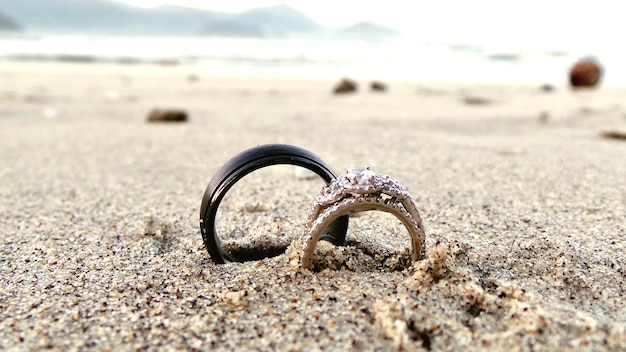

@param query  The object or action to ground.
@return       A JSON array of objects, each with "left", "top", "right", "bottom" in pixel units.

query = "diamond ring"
[{"left": 301, "top": 167, "right": 426, "bottom": 269}]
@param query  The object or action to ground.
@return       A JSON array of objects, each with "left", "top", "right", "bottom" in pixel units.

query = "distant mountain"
[
  {"left": 0, "top": 12, "right": 20, "bottom": 31},
  {"left": 0, "top": 0, "right": 218, "bottom": 35},
  {"left": 338, "top": 21, "right": 399, "bottom": 41},
  {"left": 199, "top": 5, "right": 321, "bottom": 38},
  {"left": 0, "top": 0, "right": 398, "bottom": 40}
]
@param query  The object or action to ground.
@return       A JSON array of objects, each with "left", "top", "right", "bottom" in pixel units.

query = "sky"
[{"left": 114, "top": 0, "right": 623, "bottom": 51}]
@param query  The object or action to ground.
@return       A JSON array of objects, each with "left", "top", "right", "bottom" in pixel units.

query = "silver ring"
[{"left": 301, "top": 167, "right": 426, "bottom": 269}]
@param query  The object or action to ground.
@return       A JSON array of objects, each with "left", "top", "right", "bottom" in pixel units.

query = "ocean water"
[{"left": 1, "top": 34, "right": 625, "bottom": 86}]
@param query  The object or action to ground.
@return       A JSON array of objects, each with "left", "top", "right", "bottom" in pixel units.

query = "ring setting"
[{"left": 301, "top": 167, "right": 426, "bottom": 269}]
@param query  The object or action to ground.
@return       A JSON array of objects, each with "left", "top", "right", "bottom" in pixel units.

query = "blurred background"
[{"left": 0, "top": 0, "right": 624, "bottom": 84}]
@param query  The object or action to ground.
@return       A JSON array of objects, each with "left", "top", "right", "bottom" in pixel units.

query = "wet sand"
[{"left": 0, "top": 62, "right": 625, "bottom": 351}]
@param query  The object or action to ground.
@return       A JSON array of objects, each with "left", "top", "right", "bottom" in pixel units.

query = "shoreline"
[
  {"left": 3, "top": 58, "right": 625, "bottom": 90},
  {"left": 2, "top": 32, "right": 625, "bottom": 87}
]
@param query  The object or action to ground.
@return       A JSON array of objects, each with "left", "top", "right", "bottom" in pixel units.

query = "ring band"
[
  {"left": 200, "top": 144, "right": 349, "bottom": 264},
  {"left": 301, "top": 167, "right": 426, "bottom": 269}
]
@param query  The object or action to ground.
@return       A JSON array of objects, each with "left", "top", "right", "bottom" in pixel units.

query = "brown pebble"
[
  {"left": 601, "top": 130, "right": 626, "bottom": 140},
  {"left": 463, "top": 96, "right": 492, "bottom": 105},
  {"left": 333, "top": 78, "right": 357, "bottom": 94},
  {"left": 146, "top": 109, "right": 188, "bottom": 123},
  {"left": 569, "top": 59, "right": 602, "bottom": 88},
  {"left": 370, "top": 81, "right": 387, "bottom": 92}
]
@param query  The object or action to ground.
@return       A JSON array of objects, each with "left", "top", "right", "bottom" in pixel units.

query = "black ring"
[{"left": 200, "top": 144, "right": 349, "bottom": 264}]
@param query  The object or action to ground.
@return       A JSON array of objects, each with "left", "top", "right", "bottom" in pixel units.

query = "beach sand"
[{"left": 1, "top": 62, "right": 625, "bottom": 351}]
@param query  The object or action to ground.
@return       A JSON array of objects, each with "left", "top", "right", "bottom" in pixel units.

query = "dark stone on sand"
[
  {"left": 462, "top": 96, "right": 492, "bottom": 105},
  {"left": 370, "top": 81, "right": 387, "bottom": 92},
  {"left": 541, "top": 83, "right": 555, "bottom": 92},
  {"left": 187, "top": 74, "right": 199, "bottom": 82},
  {"left": 569, "top": 59, "right": 602, "bottom": 88},
  {"left": 147, "top": 109, "right": 188, "bottom": 123},
  {"left": 55, "top": 54, "right": 97, "bottom": 63},
  {"left": 334, "top": 78, "right": 357, "bottom": 94},
  {"left": 601, "top": 130, "right": 626, "bottom": 140}
]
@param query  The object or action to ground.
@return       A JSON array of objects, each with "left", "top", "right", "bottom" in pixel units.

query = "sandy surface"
[{"left": 1, "top": 62, "right": 625, "bottom": 351}]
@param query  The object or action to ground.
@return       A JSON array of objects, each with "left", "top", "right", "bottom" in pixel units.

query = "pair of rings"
[{"left": 199, "top": 144, "right": 426, "bottom": 270}]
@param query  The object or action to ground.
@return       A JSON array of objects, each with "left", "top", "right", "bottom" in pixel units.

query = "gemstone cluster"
[{"left": 315, "top": 167, "right": 410, "bottom": 207}]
